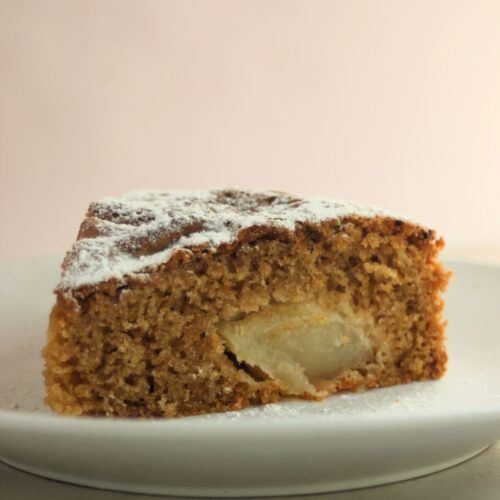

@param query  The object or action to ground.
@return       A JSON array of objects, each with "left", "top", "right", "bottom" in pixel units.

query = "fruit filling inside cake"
[{"left": 218, "top": 302, "right": 373, "bottom": 396}]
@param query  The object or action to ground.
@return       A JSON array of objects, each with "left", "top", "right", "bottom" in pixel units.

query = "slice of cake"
[{"left": 44, "top": 189, "right": 450, "bottom": 417}]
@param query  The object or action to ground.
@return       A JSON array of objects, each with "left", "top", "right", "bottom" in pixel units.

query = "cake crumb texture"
[{"left": 44, "top": 189, "right": 449, "bottom": 418}]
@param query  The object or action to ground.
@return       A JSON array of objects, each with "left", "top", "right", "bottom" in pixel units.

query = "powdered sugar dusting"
[{"left": 58, "top": 189, "right": 396, "bottom": 290}]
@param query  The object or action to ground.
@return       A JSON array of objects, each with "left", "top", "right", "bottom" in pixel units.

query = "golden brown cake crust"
[{"left": 44, "top": 190, "right": 450, "bottom": 418}]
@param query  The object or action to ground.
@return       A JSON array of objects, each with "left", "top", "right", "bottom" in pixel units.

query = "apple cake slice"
[{"left": 44, "top": 189, "right": 450, "bottom": 417}]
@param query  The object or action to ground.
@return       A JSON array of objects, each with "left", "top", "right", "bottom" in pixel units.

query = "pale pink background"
[{"left": 1, "top": 0, "right": 499, "bottom": 260}]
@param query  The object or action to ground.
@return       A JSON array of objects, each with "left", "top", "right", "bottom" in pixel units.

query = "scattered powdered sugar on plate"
[
  {"left": 58, "top": 189, "right": 400, "bottom": 290},
  {"left": 185, "top": 376, "right": 500, "bottom": 423}
]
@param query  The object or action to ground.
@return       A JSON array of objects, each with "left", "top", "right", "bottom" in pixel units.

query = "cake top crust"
[{"left": 58, "top": 189, "right": 396, "bottom": 291}]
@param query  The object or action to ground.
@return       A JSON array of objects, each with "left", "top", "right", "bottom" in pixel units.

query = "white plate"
[{"left": 0, "top": 256, "right": 499, "bottom": 497}]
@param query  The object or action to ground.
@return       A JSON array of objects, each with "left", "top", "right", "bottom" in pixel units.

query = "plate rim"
[{"left": 0, "top": 445, "right": 492, "bottom": 497}]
